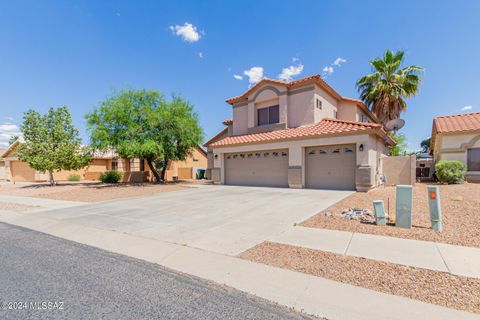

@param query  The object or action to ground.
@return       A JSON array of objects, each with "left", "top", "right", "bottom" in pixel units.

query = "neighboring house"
[
  {"left": 0, "top": 148, "right": 6, "bottom": 181},
  {"left": 431, "top": 112, "right": 480, "bottom": 182},
  {"left": 1, "top": 140, "right": 207, "bottom": 182},
  {"left": 205, "top": 74, "right": 394, "bottom": 191}
]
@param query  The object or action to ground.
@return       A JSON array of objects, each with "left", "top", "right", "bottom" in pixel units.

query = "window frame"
[
  {"left": 257, "top": 105, "right": 280, "bottom": 126},
  {"left": 467, "top": 148, "right": 480, "bottom": 171}
]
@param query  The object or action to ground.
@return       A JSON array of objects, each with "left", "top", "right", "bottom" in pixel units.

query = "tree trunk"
[
  {"left": 48, "top": 170, "right": 55, "bottom": 186},
  {"left": 146, "top": 159, "right": 162, "bottom": 183},
  {"left": 160, "top": 159, "right": 169, "bottom": 182}
]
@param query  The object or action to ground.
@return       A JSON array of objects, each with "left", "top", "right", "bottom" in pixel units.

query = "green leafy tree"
[
  {"left": 8, "top": 135, "right": 19, "bottom": 145},
  {"left": 86, "top": 89, "right": 203, "bottom": 182},
  {"left": 17, "top": 106, "right": 92, "bottom": 185},
  {"left": 388, "top": 133, "right": 408, "bottom": 156},
  {"left": 356, "top": 50, "right": 424, "bottom": 125},
  {"left": 420, "top": 137, "right": 431, "bottom": 153}
]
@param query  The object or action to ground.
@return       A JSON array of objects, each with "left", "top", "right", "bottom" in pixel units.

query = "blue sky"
[{"left": 0, "top": 0, "right": 479, "bottom": 150}]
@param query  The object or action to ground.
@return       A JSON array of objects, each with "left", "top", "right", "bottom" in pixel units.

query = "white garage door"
[
  {"left": 305, "top": 144, "right": 356, "bottom": 190},
  {"left": 225, "top": 149, "right": 289, "bottom": 187}
]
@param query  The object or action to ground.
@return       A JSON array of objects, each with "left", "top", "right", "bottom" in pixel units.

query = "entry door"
[{"left": 305, "top": 144, "right": 356, "bottom": 190}]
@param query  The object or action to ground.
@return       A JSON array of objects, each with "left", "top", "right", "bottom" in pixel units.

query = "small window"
[
  {"left": 467, "top": 148, "right": 480, "bottom": 171},
  {"left": 308, "top": 150, "right": 315, "bottom": 155},
  {"left": 273, "top": 152, "right": 279, "bottom": 157},
  {"left": 226, "top": 155, "right": 231, "bottom": 159},
  {"left": 319, "top": 149, "right": 327, "bottom": 154},
  {"left": 332, "top": 148, "right": 340, "bottom": 154},
  {"left": 281, "top": 152, "right": 287, "bottom": 157},
  {"left": 419, "top": 163, "right": 425, "bottom": 168},
  {"left": 255, "top": 152, "right": 261, "bottom": 157},
  {"left": 240, "top": 154, "right": 245, "bottom": 158},
  {"left": 344, "top": 147, "right": 353, "bottom": 153},
  {"left": 333, "top": 110, "right": 338, "bottom": 119},
  {"left": 257, "top": 105, "right": 280, "bottom": 126},
  {"left": 247, "top": 153, "right": 253, "bottom": 158},
  {"left": 316, "top": 99, "right": 322, "bottom": 110},
  {"left": 360, "top": 114, "right": 369, "bottom": 123},
  {"left": 111, "top": 159, "right": 118, "bottom": 171},
  {"left": 193, "top": 158, "right": 199, "bottom": 162},
  {"left": 263, "top": 152, "right": 270, "bottom": 157}
]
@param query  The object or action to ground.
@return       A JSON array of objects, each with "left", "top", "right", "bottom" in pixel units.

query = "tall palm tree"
[{"left": 356, "top": 50, "right": 424, "bottom": 125}]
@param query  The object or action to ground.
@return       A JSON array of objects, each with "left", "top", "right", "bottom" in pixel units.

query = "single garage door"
[
  {"left": 10, "top": 160, "right": 36, "bottom": 182},
  {"left": 225, "top": 149, "right": 288, "bottom": 187},
  {"left": 305, "top": 144, "right": 356, "bottom": 190}
]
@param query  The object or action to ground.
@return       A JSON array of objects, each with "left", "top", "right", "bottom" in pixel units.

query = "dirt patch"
[
  {"left": 0, "top": 202, "right": 40, "bottom": 212},
  {"left": 239, "top": 242, "right": 480, "bottom": 313},
  {"left": 0, "top": 182, "right": 191, "bottom": 202},
  {"left": 301, "top": 183, "right": 480, "bottom": 248}
]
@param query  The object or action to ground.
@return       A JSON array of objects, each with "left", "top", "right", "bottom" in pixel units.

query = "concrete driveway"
[{"left": 33, "top": 185, "right": 352, "bottom": 255}]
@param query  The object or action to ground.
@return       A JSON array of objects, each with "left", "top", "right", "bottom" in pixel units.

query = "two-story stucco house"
[
  {"left": 205, "top": 74, "right": 394, "bottom": 191},
  {"left": 430, "top": 112, "right": 480, "bottom": 182}
]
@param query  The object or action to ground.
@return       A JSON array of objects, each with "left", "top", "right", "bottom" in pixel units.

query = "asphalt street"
[{"left": 0, "top": 222, "right": 316, "bottom": 320}]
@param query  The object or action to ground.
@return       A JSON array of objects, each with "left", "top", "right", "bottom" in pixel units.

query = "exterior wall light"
[
  {"left": 214, "top": 154, "right": 218, "bottom": 159},
  {"left": 359, "top": 144, "right": 364, "bottom": 152}
]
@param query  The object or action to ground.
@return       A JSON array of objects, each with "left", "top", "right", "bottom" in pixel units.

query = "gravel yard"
[
  {"left": 301, "top": 183, "right": 480, "bottom": 248},
  {"left": 0, "top": 182, "right": 191, "bottom": 202},
  {"left": 239, "top": 242, "right": 480, "bottom": 313}
]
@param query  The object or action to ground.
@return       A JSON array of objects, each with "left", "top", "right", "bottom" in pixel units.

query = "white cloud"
[
  {"left": 461, "top": 105, "right": 473, "bottom": 111},
  {"left": 243, "top": 66, "right": 264, "bottom": 84},
  {"left": 198, "top": 52, "right": 203, "bottom": 58},
  {"left": 0, "top": 123, "right": 21, "bottom": 147},
  {"left": 278, "top": 64, "right": 304, "bottom": 81},
  {"left": 333, "top": 57, "right": 347, "bottom": 66},
  {"left": 322, "top": 66, "right": 334, "bottom": 75},
  {"left": 292, "top": 57, "right": 300, "bottom": 63},
  {"left": 233, "top": 74, "right": 243, "bottom": 80},
  {"left": 169, "top": 22, "right": 201, "bottom": 42}
]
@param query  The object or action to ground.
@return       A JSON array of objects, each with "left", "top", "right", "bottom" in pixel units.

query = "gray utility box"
[{"left": 396, "top": 185, "right": 413, "bottom": 229}]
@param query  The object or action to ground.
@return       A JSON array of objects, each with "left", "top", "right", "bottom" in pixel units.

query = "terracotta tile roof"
[
  {"left": 433, "top": 112, "right": 480, "bottom": 134},
  {"left": 226, "top": 74, "right": 343, "bottom": 104},
  {"left": 203, "top": 127, "right": 228, "bottom": 147},
  {"left": 207, "top": 118, "right": 394, "bottom": 147}
]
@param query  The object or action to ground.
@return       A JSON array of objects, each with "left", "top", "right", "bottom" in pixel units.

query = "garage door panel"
[
  {"left": 305, "top": 144, "right": 356, "bottom": 190},
  {"left": 225, "top": 149, "right": 288, "bottom": 187}
]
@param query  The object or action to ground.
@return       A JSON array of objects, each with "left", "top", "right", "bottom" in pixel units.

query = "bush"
[
  {"left": 100, "top": 171, "right": 122, "bottom": 183},
  {"left": 435, "top": 160, "right": 466, "bottom": 184},
  {"left": 67, "top": 174, "right": 81, "bottom": 182}
]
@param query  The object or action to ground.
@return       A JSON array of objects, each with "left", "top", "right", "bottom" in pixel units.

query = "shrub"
[
  {"left": 100, "top": 171, "right": 122, "bottom": 183},
  {"left": 67, "top": 174, "right": 81, "bottom": 182},
  {"left": 435, "top": 160, "right": 466, "bottom": 184}
]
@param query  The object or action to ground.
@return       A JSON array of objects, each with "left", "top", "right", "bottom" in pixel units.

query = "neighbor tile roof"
[
  {"left": 207, "top": 118, "right": 393, "bottom": 147},
  {"left": 433, "top": 112, "right": 480, "bottom": 134}
]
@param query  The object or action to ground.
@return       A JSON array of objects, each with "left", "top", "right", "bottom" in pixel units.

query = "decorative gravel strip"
[
  {"left": 0, "top": 182, "right": 189, "bottom": 202},
  {"left": 301, "top": 183, "right": 480, "bottom": 248},
  {"left": 239, "top": 242, "right": 480, "bottom": 314},
  {"left": 0, "top": 201, "right": 39, "bottom": 212}
]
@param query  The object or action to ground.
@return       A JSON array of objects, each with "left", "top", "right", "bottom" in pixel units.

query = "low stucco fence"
[{"left": 382, "top": 155, "right": 416, "bottom": 186}]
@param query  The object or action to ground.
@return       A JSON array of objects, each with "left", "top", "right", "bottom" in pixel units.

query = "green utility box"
[
  {"left": 196, "top": 169, "right": 206, "bottom": 180},
  {"left": 396, "top": 185, "right": 413, "bottom": 229},
  {"left": 427, "top": 186, "right": 442, "bottom": 231},
  {"left": 373, "top": 200, "right": 387, "bottom": 225}
]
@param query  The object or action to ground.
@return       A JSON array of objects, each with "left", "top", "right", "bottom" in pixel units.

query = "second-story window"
[
  {"left": 316, "top": 99, "right": 322, "bottom": 110},
  {"left": 257, "top": 105, "right": 279, "bottom": 126},
  {"left": 360, "top": 114, "right": 369, "bottom": 123}
]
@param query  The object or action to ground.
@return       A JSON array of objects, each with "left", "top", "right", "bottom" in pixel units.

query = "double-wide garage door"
[
  {"left": 305, "top": 144, "right": 356, "bottom": 190},
  {"left": 224, "top": 149, "right": 289, "bottom": 187}
]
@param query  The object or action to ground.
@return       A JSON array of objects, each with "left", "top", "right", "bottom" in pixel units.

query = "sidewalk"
[
  {"left": 0, "top": 195, "right": 85, "bottom": 212},
  {"left": 269, "top": 226, "right": 480, "bottom": 278},
  {"left": 0, "top": 211, "right": 478, "bottom": 320}
]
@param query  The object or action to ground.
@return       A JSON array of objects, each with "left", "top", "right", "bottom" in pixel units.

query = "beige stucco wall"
[
  {"left": 233, "top": 104, "right": 248, "bottom": 135},
  {"left": 434, "top": 132, "right": 480, "bottom": 172},
  {"left": 211, "top": 133, "right": 385, "bottom": 190},
  {"left": 336, "top": 100, "right": 358, "bottom": 122},
  {"left": 382, "top": 156, "right": 416, "bottom": 185}
]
